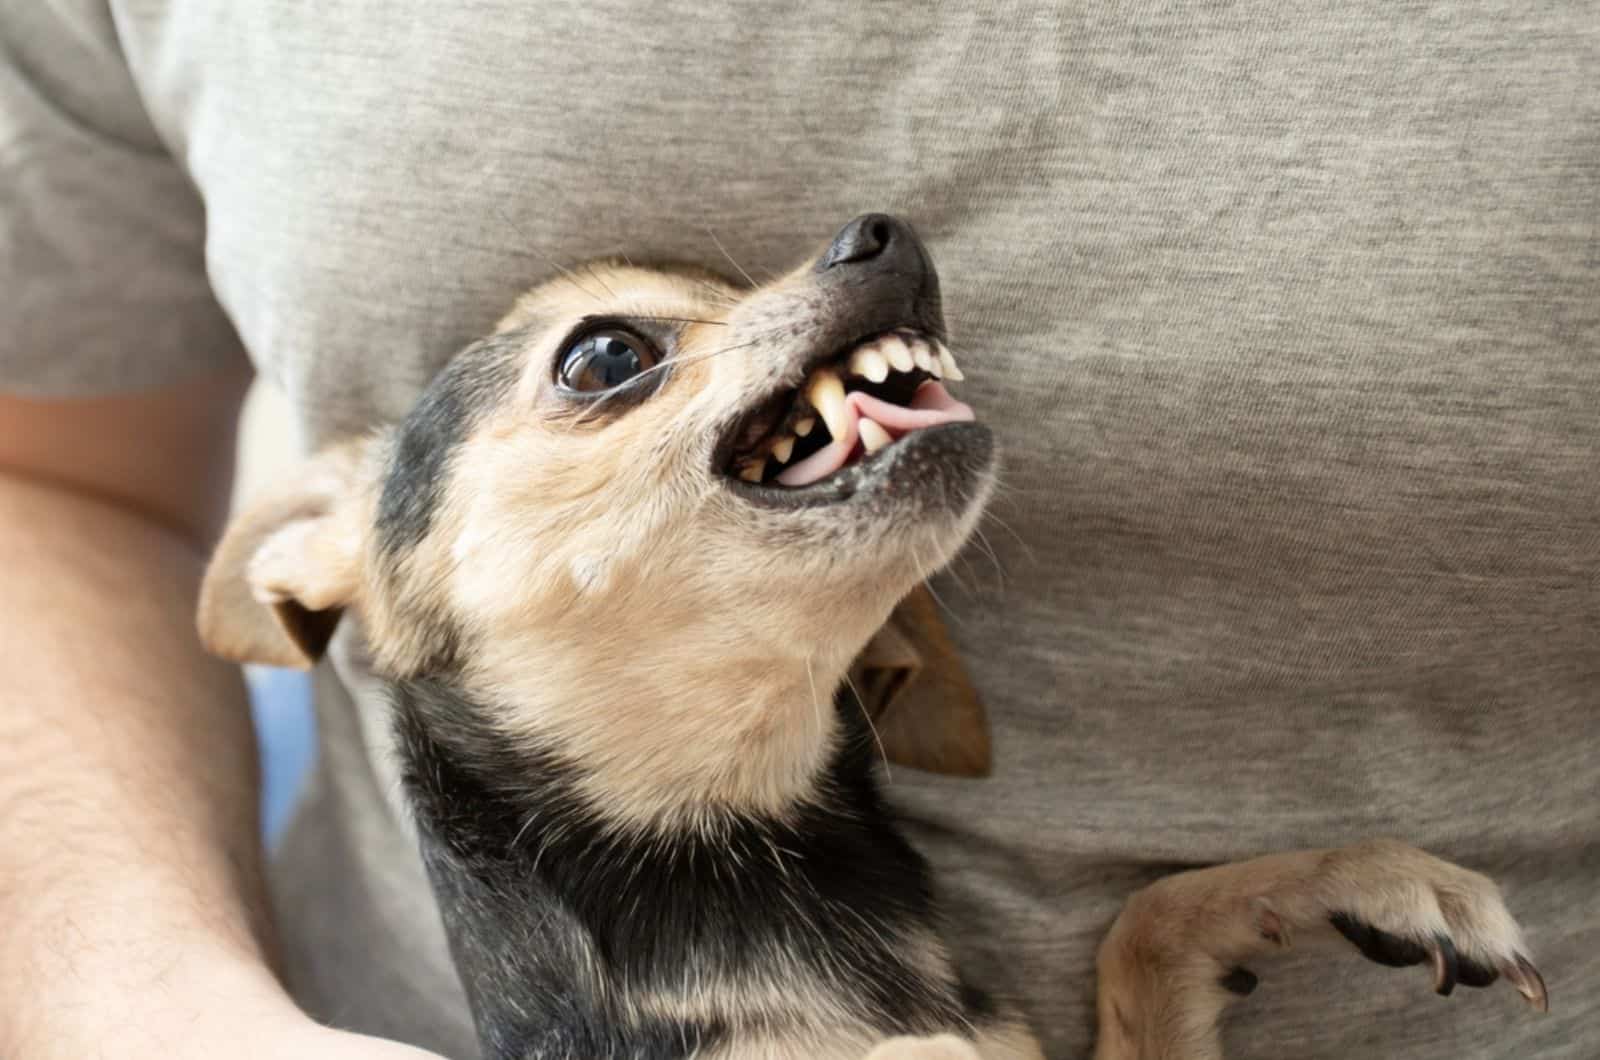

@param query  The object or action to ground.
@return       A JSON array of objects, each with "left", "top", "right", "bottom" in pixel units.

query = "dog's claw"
[
  {"left": 1503, "top": 954, "right": 1549, "bottom": 1013},
  {"left": 1331, "top": 909, "right": 1547, "bottom": 1013},
  {"left": 1431, "top": 934, "right": 1458, "bottom": 996}
]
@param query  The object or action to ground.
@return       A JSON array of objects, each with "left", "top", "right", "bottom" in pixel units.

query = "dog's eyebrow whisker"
[
  {"left": 555, "top": 268, "right": 602, "bottom": 302},
  {"left": 538, "top": 254, "right": 604, "bottom": 303},
  {"left": 485, "top": 203, "right": 606, "bottom": 303},
  {"left": 704, "top": 225, "right": 759, "bottom": 290},
  {"left": 683, "top": 276, "right": 741, "bottom": 308},
  {"left": 582, "top": 261, "right": 618, "bottom": 299}
]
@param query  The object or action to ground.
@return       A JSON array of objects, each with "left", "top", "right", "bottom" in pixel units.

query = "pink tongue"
[{"left": 776, "top": 382, "right": 976, "bottom": 487}]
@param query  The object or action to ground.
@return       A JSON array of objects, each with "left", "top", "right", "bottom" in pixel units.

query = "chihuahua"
[{"left": 199, "top": 215, "right": 1547, "bottom": 1059}]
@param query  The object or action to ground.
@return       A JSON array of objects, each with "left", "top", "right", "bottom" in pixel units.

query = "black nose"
[
  {"left": 810, "top": 213, "right": 943, "bottom": 340},
  {"left": 818, "top": 213, "right": 921, "bottom": 272}
]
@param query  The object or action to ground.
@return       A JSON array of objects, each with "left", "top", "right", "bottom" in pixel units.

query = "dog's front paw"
[
  {"left": 1094, "top": 839, "right": 1547, "bottom": 1059},
  {"left": 864, "top": 1033, "right": 983, "bottom": 1060},
  {"left": 1303, "top": 839, "right": 1547, "bottom": 1009}
]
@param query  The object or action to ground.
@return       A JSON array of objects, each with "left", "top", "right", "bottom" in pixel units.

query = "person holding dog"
[{"left": 1, "top": 4, "right": 1593, "bottom": 1058}]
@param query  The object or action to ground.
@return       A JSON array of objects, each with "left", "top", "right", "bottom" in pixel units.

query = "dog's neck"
[
  {"left": 390, "top": 674, "right": 978, "bottom": 1060},
  {"left": 460, "top": 623, "right": 869, "bottom": 831}
]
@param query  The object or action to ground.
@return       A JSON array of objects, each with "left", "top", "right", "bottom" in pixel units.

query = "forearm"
[{"left": 0, "top": 472, "right": 287, "bottom": 1053}]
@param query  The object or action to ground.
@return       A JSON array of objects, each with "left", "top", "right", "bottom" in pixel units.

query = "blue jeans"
[{"left": 246, "top": 667, "right": 316, "bottom": 846}]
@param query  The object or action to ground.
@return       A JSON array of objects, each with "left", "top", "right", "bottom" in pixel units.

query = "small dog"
[{"left": 200, "top": 215, "right": 1547, "bottom": 1059}]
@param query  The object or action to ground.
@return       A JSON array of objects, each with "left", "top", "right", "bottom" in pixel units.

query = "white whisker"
[
  {"left": 555, "top": 338, "right": 762, "bottom": 433},
  {"left": 804, "top": 656, "right": 824, "bottom": 749},
  {"left": 486, "top": 202, "right": 605, "bottom": 303},
  {"left": 704, "top": 226, "right": 758, "bottom": 289},
  {"left": 980, "top": 508, "right": 1036, "bottom": 565},
  {"left": 840, "top": 671, "right": 891, "bottom": 782},
  {"left": 970, "top": 524, "right": 1007, "bottom": 587},
  {"left": 582, "top": 260, "right": 618, "bottom": 299}
]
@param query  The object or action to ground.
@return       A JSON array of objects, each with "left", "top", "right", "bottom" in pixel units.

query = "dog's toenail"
[
  {"left": 1431, "top": 935, "right": 1459, "bottom": 996},
  {"left": 1504, "top": 954, "right": 1550, "bottom": 1013}
]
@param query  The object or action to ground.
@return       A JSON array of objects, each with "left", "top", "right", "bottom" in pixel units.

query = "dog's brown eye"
[{"left": 557, "top": 329, "right": 660, "bottom": 393}]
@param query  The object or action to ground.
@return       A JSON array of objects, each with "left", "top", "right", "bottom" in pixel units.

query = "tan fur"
[
  {"left": 371, "top": 263, "right": 995, "bottom": 829},
  {"left": 622, "top": 926, "right": 977, "bottom": 1060},
  {"left": 695, "top": 1020, "right": 1040, "bottom": 1060},
  {"left": 860, "top": 1022, "right": 1043, "bottom": 1060},
  {"left": 199, "top": 255, "right": 1544, "bottom": 1060},
  {"left": 198, "top": 438, "right": 376, "bottom": 667}
]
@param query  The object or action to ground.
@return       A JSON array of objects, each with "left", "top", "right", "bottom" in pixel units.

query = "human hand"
[
  {"left": 4, "top": 948, "right": 452, "bottom": 1060},
  {"left": 253, "top": 1023, "right": 453, "bottom": 1060}
]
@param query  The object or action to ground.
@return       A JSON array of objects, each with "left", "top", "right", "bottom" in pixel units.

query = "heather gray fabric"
[{"left": 4, "top": 2, "right": 1597, "bottom": 1057}]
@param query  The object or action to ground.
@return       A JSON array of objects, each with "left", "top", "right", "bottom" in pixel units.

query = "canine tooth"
[
  {"left": 793, "top": 416, "right": 816, "bottom": 437},
  {"left": 880, "top": 335, "right": 915, "bottom": 373},
  {"left": 805, "top": 369, "right": 849, "bottom": 441},
  {"left": 771, "top": 435, "right": 796, "bottom": 462},
  {"left": 849, "top": 346, "right": 891, "bottom": 383},
  {"left": 912, "top": 342, "right": 935, "bottom": 373},
  {"left": 858, "top": 418, "right": 892, "bottom": 453},
  {"left": 937, "top": 344, "right": 965, "bottom": 381},
  {"left": 738, "top": 458, "right": 766, "bottom": 482}
]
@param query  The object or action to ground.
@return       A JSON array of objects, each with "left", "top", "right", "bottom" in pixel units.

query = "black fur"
[
  {"left": 375, "top": 333, "right": 523, "bottom": 558},
  {"left": 391, "top": 676, "right": 986, "bottom": 1060},
  {"left": 370, "top": 335, "right": 522, "bottom": 673}
]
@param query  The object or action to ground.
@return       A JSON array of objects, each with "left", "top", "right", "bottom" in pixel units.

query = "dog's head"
[{"left": 201, "top": 215, "right": 996, "bottom": 823}]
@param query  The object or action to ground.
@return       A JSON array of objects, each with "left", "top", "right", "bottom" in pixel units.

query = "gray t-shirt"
[{"left": 4, "top": 3, "right": 1596, "bottom": 1057}]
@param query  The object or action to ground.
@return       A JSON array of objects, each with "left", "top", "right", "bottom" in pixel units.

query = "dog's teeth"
[
  {"left": 805, "top": 369, "right": 849, "bottom": 441},
  {"left": 858, "top": 418, "right": 892, "bottom": 453},
  {"left": 937, "top": 344, "right": 965, "bottom": 381},
  {"left": 880, "top": 335, "right": 915, "bottom": 373},
  {"left": 793, "top": 416, "right": 816, "bottom": 437},
  {"left": 912, "top": 342, "right": 935, "bottom": 373},
  {"left": 737, "top": 458, "right": 766, "bottom": 482},
  {"left": 771, "top": 435, "right": 796, "bottom": 463},
  {"left": 849, "top": 346, "right": 891, "bottom": 383}
]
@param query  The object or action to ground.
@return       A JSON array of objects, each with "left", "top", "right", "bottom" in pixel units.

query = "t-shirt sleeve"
[{"left": 0, "top": 2, "right": 247, "bottom": 397}]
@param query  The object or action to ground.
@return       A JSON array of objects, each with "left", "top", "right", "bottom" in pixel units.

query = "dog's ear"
[
  {"left": 198, "top": 440, "right": 374, "bottom": 669},
  {"left": 851, "top": 584, "right": 992, "bottom": 777}
]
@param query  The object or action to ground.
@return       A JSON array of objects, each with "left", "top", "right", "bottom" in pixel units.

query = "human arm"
[{"left": 0, "top": 379, "right": 443, "bottom": 1058}]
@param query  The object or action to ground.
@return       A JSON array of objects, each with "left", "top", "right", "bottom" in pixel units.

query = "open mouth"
[{"left": 721, "top": 330, "right": 974, "bottom": 490}]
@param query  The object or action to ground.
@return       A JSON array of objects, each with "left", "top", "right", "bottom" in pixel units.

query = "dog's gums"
[{"left": 724, "top": 330, "right": 973, "bottom": 487}]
